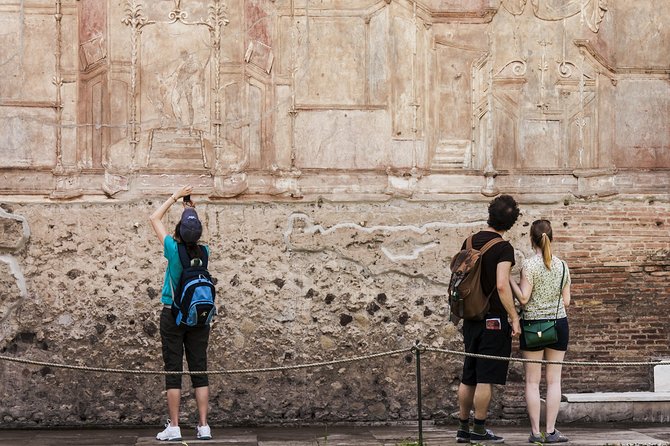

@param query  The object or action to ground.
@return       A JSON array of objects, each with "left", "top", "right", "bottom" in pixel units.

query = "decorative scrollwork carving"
[
  {"left": 557, "top": 61, "right": 575, "bottom": 78},
  {"left": 168, "top": 9, "right": 189, "bottom": 24},
  {"left": 495, "top": 59, "right": 527, "bottom": 77}
]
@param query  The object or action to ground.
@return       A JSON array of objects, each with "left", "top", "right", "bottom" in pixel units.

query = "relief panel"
[
  {"left": 613, "top": 80, "right": 670, "bottom": 169},
  {"left": 295, "top": 16, "right": 366, "bottom": 106},
  {"left": 391, "top": 15, "right": 416, "bottom": 140},
  {"left": 78, "top": 0, "right": 108, "bottom": 170},
  {"left": 431, "top": 37, "right": 485, "bottom": 169},
  {"left": 472, "top": 4, "right": 601, "bottom": 173},
  {"left": 79, "top": 1, "right": 107, "bottom": 70},
  {"left": 294, "top": 110, "right": 391, "bottom": 169},
  {"left": 0, "top": 108, "right": 56, "bottom": 168},
  {"left": 121, "top": 0, "right": 229, "bottom": 174},
  {"left": 4, "top": 14, "right": 56, "bottom": 100},
  {"left": 608, "top": 1, "right": 670, "bottom": 69},
  {"left": 368, "top": 9, "right": 390, "bottom": 105},
  {"left": 0, "top": 10, "right": 22, "bottom": 100}
]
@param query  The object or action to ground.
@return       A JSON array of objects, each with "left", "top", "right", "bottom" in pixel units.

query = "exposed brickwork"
[{"left": 501, "top": 201, "right": 670, "bottom": 419}]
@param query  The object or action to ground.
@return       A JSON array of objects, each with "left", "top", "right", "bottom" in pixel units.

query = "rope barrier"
[
  {"left": 0, "top": 348, "right": 412, "bottom": 376},
  {"left": 424, "top": 347, "right": 670, "bottom": 367},
  {"left": 0, "top": 344, "right": 668, "bottom": 375}
]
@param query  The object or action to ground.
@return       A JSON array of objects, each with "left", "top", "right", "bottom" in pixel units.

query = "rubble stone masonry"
[{"left": 1, "top": 198, "right": 668, "bottom": 426}]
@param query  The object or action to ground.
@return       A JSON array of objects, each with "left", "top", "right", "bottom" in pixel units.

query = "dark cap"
[{"left": 179, "top": 208, "right": 202, "bottom": 243}]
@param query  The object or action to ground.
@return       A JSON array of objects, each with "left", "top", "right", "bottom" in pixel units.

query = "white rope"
[{"left": 1, "top": 344, "right": 668, "bottom": 376}]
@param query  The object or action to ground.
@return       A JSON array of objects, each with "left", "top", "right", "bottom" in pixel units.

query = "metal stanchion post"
[{"left": 413, "top": 340, "right": 424, "bottom": 446}]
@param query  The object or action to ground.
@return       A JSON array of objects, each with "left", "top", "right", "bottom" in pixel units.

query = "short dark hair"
[{"left": 487, "top": 194, "right": 520, "bottom": 231}]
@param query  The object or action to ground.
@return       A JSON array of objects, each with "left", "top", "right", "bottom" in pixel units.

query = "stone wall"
[
  {"left": 1, "top": 198, "right": 669, "bottom": 426},
  {"left": 0, "top": 0, "right": 669, "bottom": 427}
]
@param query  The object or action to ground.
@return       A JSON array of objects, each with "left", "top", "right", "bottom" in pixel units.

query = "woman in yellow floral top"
[{"left": 510, "top": 219, "right": 571, "bottom": 443}]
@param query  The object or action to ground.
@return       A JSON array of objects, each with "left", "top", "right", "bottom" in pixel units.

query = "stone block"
[{"left": 655, "top": 364, "right": 670, "bottom": 392}]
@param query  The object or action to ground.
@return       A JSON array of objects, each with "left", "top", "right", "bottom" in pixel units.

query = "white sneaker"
[
  {"left": 156, "top": 420, "right": 182, "bottom": 441},
  {"left": 196, "top": 424, "right": 212, "bottom": 440}
]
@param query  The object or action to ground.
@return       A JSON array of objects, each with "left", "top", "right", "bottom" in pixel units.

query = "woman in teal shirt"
[{"left": 149, "top": 185, "right": 213, "bottom": 442}]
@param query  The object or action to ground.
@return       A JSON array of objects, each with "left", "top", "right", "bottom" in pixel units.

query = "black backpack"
[
  {"left": 171, "top": 244, "right": 216, "bottom": 327},
  {"left": 448, "top": 235, "right": 503, "bottom": 324}
]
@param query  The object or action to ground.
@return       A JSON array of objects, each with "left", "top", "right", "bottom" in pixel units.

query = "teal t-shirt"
[{"left": 161, "top": 235, "right": 210, "bottom": 305}]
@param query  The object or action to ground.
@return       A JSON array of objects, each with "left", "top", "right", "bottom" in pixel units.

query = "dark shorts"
[
  {"left": 520, "top": 317, "right": 569, "bottom": 352},
  {"left": 461, "top": 315, "right": 512, "bottom": 386},
  {"left": 160, "top": 307, "right": 210, "bottom": 389}
]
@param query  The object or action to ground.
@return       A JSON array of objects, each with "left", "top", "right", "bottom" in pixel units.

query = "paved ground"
[{"left": 0, "top": 423, "right": 668, "bottom": 446}]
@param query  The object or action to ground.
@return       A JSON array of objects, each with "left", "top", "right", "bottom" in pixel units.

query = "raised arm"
[{"left": 149, "top": 185, "right": 193, "bottom": 244}]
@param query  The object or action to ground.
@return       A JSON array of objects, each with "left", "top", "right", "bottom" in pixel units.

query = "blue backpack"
[{"left": 171, "top": 244, "right": 216, "bottom": 327}]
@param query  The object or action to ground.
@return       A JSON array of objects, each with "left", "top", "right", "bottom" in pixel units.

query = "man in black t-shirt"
[{"left": 456, "top": 195, "right": 520, "bottom": 444}]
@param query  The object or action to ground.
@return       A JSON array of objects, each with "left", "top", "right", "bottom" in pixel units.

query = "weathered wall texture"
[
  {"left": 0, "top": 199, "right": 669, "bottom": 427},
  {"left": 0, "top": 0, "right": 669, "bottom": 427},
  {"left": 1, "top": 0, "right": 669, "bottom": 199}
]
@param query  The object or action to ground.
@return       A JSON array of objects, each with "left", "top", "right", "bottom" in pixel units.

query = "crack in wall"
[{"left": 284, "top": 212, "right": 487, "bottom": 285}]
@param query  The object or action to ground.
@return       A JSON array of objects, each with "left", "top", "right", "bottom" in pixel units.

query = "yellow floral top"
[{"left": 522, "top": 255, "right": 570, "bottom": 320}]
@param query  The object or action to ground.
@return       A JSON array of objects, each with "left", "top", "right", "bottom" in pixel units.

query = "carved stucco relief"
[
  {"left": 121, "top": 0, "right": 228, "bottom": 174},
  {"left": 461, "top": 2, "right": 603, "bottom": 196},
  {"left": 1, "top": 0, "right": 668, "bottom": 200}
]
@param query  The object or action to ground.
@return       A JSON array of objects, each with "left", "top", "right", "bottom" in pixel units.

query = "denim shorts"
[
  {"left": 159, "top": 306, "right": 210, "bottom": 389},
  {"left": 519, "top": 316, "right": 569, "bottom": 352}
]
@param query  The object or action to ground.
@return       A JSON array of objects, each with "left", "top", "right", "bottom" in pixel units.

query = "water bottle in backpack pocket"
[{"left": 171, "top": 244, "right": 216, "bottom": 327}]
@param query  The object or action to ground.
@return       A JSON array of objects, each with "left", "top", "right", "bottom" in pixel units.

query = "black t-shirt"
[{"left": 460, "top": 230, "right": 515, "bottom": 316}]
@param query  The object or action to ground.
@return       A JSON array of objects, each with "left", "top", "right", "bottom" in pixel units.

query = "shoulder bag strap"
[
  {"left": 479, "top": 236, "right": 504, "bottom": 255},
  {"left": 554, "top": 261, "right": 566, "bottom": 318},
  {"left": 465, "top": 235, "right": 473, "bottom": 250}
]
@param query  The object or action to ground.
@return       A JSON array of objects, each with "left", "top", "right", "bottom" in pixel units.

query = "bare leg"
[
  {"left": 167, "top": 388, "right": 181, "bottom": 426},
  {"left": 544, "top": 348, "right": 566, "bottom": 433},
  {"left": 195, "top": 386, "right": 209, "bottom": 427},
  {"left": 458, "top": 383, "right": 476, "bottom": 420},
  {"left": 473, "top": 383, "right": 492, "bottom": 420},
  {"left": 522, "top": 350, "right": 544, "bottom": 436}
]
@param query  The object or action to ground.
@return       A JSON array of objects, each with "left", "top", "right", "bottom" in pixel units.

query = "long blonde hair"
[{"left": 530, "top": 219, "right": 553, "bottom": 270}]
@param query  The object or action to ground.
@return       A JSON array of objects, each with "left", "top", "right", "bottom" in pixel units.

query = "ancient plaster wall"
[
  {"left": 0, "top": 0, "right": 668, "bottom": 199},
  {"left": 0, "top": 199, "right": 668, "bottom": 427},
  {"left": 0, "top": 0, "right": 669, "bottom": 427}
]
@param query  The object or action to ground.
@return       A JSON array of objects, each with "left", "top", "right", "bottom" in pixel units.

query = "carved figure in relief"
[
  {"left": 171, "top": 49, "right": 207, "bottom": 132},
  {"left": 151, "top": 72, "right": 173, "bottom": 128}
]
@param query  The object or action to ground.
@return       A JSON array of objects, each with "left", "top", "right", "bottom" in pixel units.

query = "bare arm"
[
  {"left": 497, "top": 261, "right": 520, "bottom": 337},
  {"left": 562, "top": 283, "right": 571, "bottom": 308},
  {"left": 149, "top": 185, "right": 193, "bottom": 244},
  {"left": 510, "top": 268, "right": 533, "bottom": 305}
]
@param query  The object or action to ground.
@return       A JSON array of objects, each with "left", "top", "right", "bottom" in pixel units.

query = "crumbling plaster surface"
[
  {"left": 0, "top": 198, "right": 518, "bottom": 426},
  {"left": 1, "top": 195, "right": 670, "bottom": 426}
]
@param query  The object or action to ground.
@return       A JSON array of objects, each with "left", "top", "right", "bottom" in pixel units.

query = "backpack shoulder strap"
[
  {"left": 479, "top": 236, "right": 504, "bottom": 255},
  {"left": 177, "top": 243, "right": 190, "bottom": 270},
  {"left": 199, "top": 245, "right": 209, "bottom": 269},
  {"left": 177, "top": 243, "right": 209, "bottom": 269}
]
